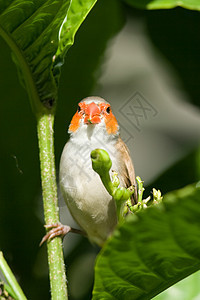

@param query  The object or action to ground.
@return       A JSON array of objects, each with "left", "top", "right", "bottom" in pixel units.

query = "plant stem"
[
  {"left": 0, "top": 251, "right": 27, "bottom": 300},
  {"left": 136, "top": 176, "right": 145, "bottom": 203},
  {"left": 37, "top": 113, "right": 68, "bottom": 300},
  {"left": 91, "top": 149, "right": 133, "bottom": 222}
]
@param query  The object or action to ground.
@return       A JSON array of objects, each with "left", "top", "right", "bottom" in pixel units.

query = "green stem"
[
  {"left": 136, "top": 176, "right": 145, "bottom": 203},
  {"left": 0, "top": 251, "right": 27, "bottom": 300},
  {"left": 91, "top": 149, "right": 133, "bottom": 222},
  {"left": 37, "top": 113, "right": 68, "bottom": 300}
]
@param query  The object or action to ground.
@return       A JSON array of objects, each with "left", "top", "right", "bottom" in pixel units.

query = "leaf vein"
[
  {"left": 10, "top": 0, "right": 54, "bottom": 35},
  {"left": 23, "top": 4, "right": 63, "bottom": 53}
]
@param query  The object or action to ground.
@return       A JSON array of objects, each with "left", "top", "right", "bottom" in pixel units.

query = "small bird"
[{"left": 42, "top": 96, "right": 137, "bottom": 247}]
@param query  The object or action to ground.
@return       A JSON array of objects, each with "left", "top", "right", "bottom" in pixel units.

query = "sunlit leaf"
[
  {"left": 154, "top": 271, "right": 200, "bottom": 300},
  {"left": 123, "top": 0, "right": 200, "bottom": 10},
  {"left": 55, "top": 0, "right": 97, "bottom": 59}
]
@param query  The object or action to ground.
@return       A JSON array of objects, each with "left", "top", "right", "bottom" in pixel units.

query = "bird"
[{"left": 41, "top": 96, "right": 137, "bottom": 247}]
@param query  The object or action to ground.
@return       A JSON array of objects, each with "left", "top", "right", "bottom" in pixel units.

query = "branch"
[{"left": 37, "top": 113, "right": 68, "bottom": 299}]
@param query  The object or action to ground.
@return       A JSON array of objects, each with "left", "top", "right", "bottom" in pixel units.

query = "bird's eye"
[
  {"left": 106, "top": 106, "right": 111, "bottom": 114},
  {"left": 77, "top": 105, "right": 81, "bottom": 113}
]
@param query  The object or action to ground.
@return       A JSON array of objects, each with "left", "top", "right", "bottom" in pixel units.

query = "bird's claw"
[
  {"left": 39, "top": 223, "right": 71, "bottom": 246},
  {"left": 40, "top": 223, "right": 86, "bottom": 246}
]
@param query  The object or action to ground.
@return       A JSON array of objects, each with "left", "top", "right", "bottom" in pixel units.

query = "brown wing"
[{"left": 116, "top": 137, "right": 137, "bottom": 204}]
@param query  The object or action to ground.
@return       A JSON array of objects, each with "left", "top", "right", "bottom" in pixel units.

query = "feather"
[{"left": 116, "top": 137, "right": 137, "bottom": 205}]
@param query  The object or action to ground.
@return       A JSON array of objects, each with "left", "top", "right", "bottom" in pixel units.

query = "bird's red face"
[{"left": 69, "top": 100, "right": 119, "bottom": 135}]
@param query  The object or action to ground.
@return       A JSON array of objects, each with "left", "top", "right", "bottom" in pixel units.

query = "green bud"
[
  {"left": 152, "top": 188, "right": 163, "bottom": 202},
  {"left": 91, "top": 149, "right": 112, "bottom": 176},
  {"left": 114, "top": 187, "right": 132, "bottom": 202}
]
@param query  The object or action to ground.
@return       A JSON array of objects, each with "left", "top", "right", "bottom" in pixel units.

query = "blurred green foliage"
[
  {"left": 146, "top": 7, "right": 200, "bottom": 107},
  {"left": 123, "top": 0, "right": 200, "bottom": 10}
]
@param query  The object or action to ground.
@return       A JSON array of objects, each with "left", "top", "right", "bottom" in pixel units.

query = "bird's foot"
[{"left": 39, "top": 223, "right": 85, "bottom": 246}]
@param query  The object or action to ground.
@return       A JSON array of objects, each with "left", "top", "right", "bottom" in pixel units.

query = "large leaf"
[
  {"left": 92, "top": 184, "right": 200, "bottom": 299},
  {"left": 0, "top": 0, "right": 97, "bottom": 113},
  {"left": 123, "top": 0, "right": 200, "bottom": 10}
]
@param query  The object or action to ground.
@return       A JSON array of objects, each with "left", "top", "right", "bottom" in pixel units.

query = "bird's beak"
[{"left": 84, "top": 102, "right": 101, "bottom": 124}]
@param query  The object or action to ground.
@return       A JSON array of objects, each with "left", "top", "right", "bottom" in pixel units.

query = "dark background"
[{"left": 0, "top": 0, "right": 200, "bottom": 299}]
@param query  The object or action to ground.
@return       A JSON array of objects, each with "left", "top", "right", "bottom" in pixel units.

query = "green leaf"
[
  {"left": 0, "top": 0, "right": 97, "bottom": 114},
  {"left": 53, "top": 0, "right": 97, "bottom": 86},
  {"left": 55, "top": 0, "right": 97, "bottom": 59},
  {"left": 92, "top": 184, "right": 200, "bottom": 299},
  {"left": 123, "top": 0, "right": 200, "bottom": 10}
]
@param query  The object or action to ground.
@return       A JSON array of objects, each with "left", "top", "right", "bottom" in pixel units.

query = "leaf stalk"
[{"left": 0, "top": 251, "right": 27, "bottom": 300}]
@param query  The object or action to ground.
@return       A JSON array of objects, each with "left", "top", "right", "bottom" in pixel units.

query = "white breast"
[{"left": 59, "top": 124, "right": 120, "bottom": 246}]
